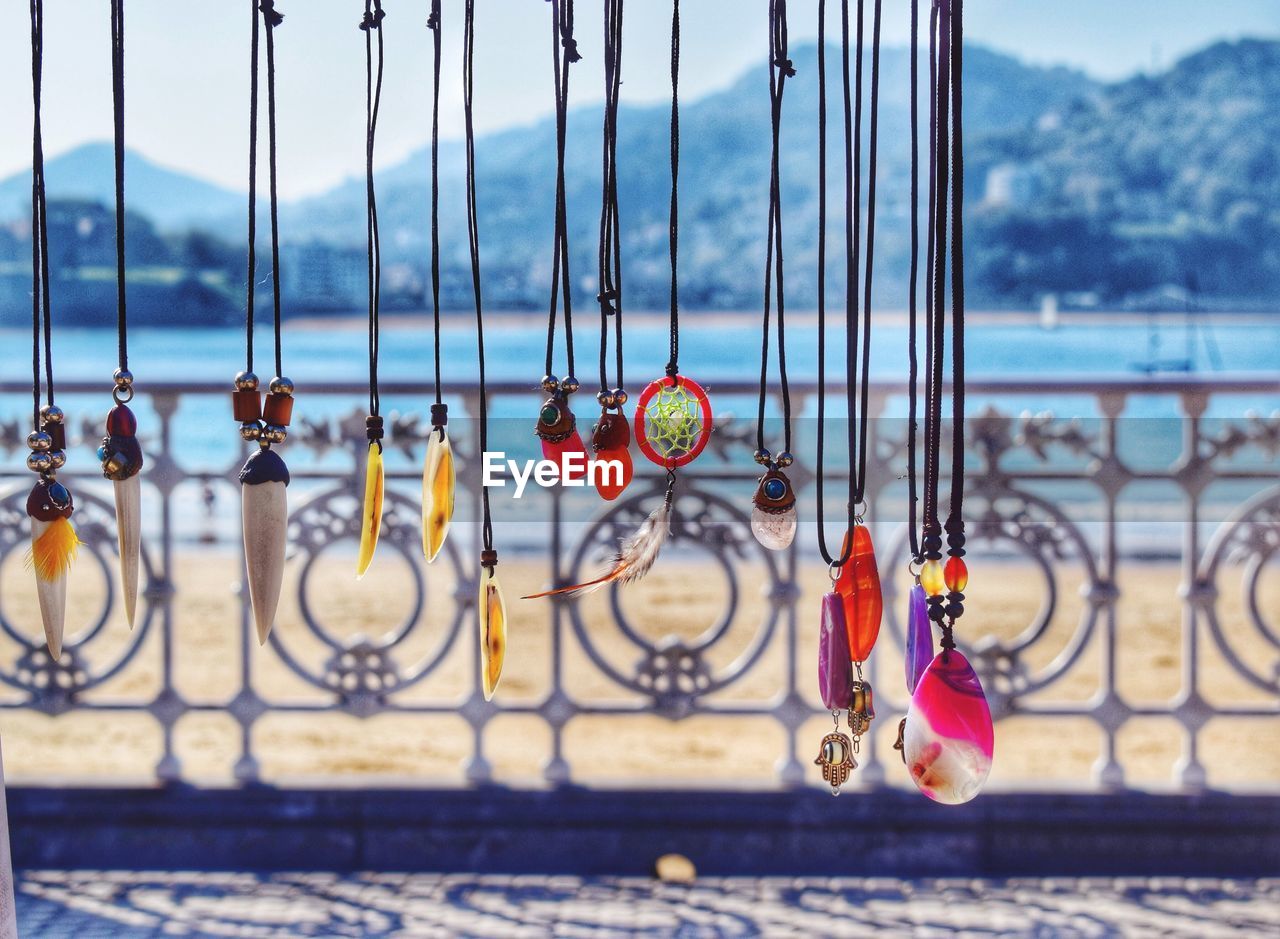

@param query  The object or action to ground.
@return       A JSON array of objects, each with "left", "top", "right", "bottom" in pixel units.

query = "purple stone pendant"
[
  {"left": 818, "top": 591, "right": 852, "bottom": 711},
  {"left": 904, "top": 581, "right": 934, "bottom": 695}
]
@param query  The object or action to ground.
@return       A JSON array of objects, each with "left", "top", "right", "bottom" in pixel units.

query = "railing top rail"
[{"left": 1, "top": 374, "right": 1276, "bottom": 397}]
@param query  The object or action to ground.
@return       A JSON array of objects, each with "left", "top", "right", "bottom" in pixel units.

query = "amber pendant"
[
  {"left": 750, "top": 467, "right": 797, "bottom": 550},
  {"left": 835, "top": 525, "right": 883, "bottom": 661},
  {"left": 814, "top": 731, "right": 855, "bottom": 794},
  {"left": 422, "top": 429, "right": 455, "bottom": 563},
  {"left": 357, "top": 442, "right": 384, "bottom": 577},
  {"left": 478, "top": 564, "right": 507, "bottom": 701}
]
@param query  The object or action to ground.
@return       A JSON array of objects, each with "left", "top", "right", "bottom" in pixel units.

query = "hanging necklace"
[
  {"left": 233, "top": 0, "right": 293, "bottom": 644},
  {"left": 463, "top": 0, "right": 505, "bottom": 702},
  {"left": 356, "top": 0, "right": 387, "bottom": 577},
  {"left": 99, "top": 0, "right": 144, "bottom": 631},
  {"left": 751, "top": 0, "right": 798, "bottom": 552},
  {"left": 533, "top": 0, "right": 587, "bottom": 480},
  {"left": 24, "top": 0, "right": 78, "bottom": 661},
  {"left": 813, "top": 0, "right": 884, "bottom": 795},
  {"left": 901, "top": 0, "right": 993, "bottom": 806},
  {"left": 588, "top": 0, "right": 633, "bottom": 503},
  {"left": 524, "top": 0, "right": 713, "bottom": 600},
  {"left": 421, "top": 0, "right": 455, "bottom": 563}
]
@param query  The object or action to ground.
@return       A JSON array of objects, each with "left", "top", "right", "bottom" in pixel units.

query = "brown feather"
[{"left": 523, "top": 494, "right": 671, "bottom": 599}]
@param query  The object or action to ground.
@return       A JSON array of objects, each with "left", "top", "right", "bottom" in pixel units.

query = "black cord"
[
  {"left": 428, "top": 0, "right": 443, "bottom": 407},
  {"left": 544, "top": 0, "right": 580, "bottom": 380},
  {"left": 111, "top": 0, "right": 127, "bottom": 372},
  {"left": 30, "top": 0, "right": 53, "bottom": 427},
  {"left": 924, "top": 0, "right": 948, "bottom": 559},
  {"left": 665, "top": 0, "right": 680, "bottom": 378},
  {"left": 597, "top": 0, "right": 624, "bottom": 396},
  {"left": 362, "top": 0, "right": 386, "bottom": 418},
  {"left": 463, "top": 0, "right": 492, "bottom": 552},
  {"left": 814, "top": 0, "right": 853, "bottom": 567},
  {"left": 946, "top": 0, "right": 965, "bottom": 537},
  {"left": 854, "top": 0, "right": 881, "bottom": 506},
  {"left": 245, "top": 0, "right": 258, "bottom": 374},
  {"left": 261, "top": 0, "right": 284, "bottom": 380},
  {"left": 756, "top": 0, "right": 795, "bottom": 456},
  {"left": 906, "top": 0, "right": 921, "bottom": 563}
]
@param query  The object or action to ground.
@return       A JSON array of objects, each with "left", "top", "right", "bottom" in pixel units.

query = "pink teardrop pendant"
[
  {"left": 818, "top": 592, "right": 852, "bottom": 711},
  {"left": 904, "top": 649, "right": 994, "bottom": 805},
  {"left": 904, "top": 583, "right": 933, "bottom": 695}
]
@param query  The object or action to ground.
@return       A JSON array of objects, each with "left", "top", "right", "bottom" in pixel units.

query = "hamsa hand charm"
[{"left": 814, "top": 731, "right": 855, "bottom": 794}]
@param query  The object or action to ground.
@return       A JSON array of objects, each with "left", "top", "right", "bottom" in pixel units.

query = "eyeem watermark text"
[{"left": 483, "top": 452, "right": 624, "bottom": 498}]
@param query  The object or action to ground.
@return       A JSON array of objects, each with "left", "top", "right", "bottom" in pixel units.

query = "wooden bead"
[
  {"left": 263, "top": 392, "right": 294, "bottom": 427},
  {"left": 233, "top": 388, "right": 262, "bottom": 422}
]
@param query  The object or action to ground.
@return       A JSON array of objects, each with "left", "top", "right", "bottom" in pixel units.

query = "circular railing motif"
[
  {"left": 1198, "top": 485, "right": 1280, "bottom": 694},
  {"left": 883, "top": 484, "right": 1100, "bottom": 716},
  {"left": 562, "top": 484, "right": 783, "bottom": 716},
  {"left": 271, "top": 484, "right": 466, "bottom": 712}
]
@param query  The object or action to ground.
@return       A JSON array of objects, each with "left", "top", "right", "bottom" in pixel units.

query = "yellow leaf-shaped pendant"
[
  {"left": 422, "top": 430, "right": 455, "bottom": 563},
  {"left": 479, "top": 564, "right": 507, "bottom": 701},
  {"left": 356, "top": 441, "right": 384, "bottom": 578}
]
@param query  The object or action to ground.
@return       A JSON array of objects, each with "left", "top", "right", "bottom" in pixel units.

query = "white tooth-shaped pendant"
[
  {"left": 102, "top": 402, "right": 144, "bottom": 629},
  {"left": 239, "top": 448, "right": 290, "bottom": 645},
  {"left": 113, "top": 475, "right": 142, "bottom": 629},
  {"left": 31, "top": 518, "right": 68, "bottom": 660}
]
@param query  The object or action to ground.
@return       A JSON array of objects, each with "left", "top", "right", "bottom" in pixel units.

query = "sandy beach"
[{"left": 0, "top": 549, "right": 1275, "bottom": 793}]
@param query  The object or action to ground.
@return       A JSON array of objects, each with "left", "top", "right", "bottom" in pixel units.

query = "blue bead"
[
  {"left": 47, "top": 483, "right": 69, "bottom": 506},
  {"left": 96, "top": 446, "right": 108, "bottom": 462},
  {"left": 763, "top": 477, "right": 787, "bottom": 501}
]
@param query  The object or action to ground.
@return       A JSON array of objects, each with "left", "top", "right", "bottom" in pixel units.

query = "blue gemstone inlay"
[{"left": 763, "top": 477, "right": 787, "bottom": 501}]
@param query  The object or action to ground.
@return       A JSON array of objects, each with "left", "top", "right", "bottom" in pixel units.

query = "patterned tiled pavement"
[{"left": 12, "top": 872, "right": 1279, "bottom": 937}]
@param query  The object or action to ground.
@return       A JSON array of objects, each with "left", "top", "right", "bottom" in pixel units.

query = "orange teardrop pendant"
[{"left": 835, "top": 525, "right": 883, "bottom": 663}]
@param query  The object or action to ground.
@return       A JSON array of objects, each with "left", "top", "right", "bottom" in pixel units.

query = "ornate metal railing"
[{"left": 0, "top": 377, "right": 1276, "bottom": 793}]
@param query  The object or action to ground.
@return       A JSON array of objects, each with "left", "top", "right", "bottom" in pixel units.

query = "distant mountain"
[
  {"left": 278, "top": 40, "right": 1102, "bottom": 311},
  {"left": 3, "top": 38, "right": 1278, "bottom": 322},
  {"left": 0, "top": 142, "right": 242, "bottom": 232}
]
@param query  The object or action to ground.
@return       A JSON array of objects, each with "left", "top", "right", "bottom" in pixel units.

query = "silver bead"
[
  {"left": 234, "top": 371, "right": 260, "bottom": 391},
  {"left": 263, "top": 424, "right": 287, "bottom": 444},
  {"left": 596, "top": 389, "right": 617, "bottom": 409},
  {"left": 27, "top": 431, "right": 52, "bottom": 452},
  {"left": 268, "top": 376, "right": 294, "bottom": 396},
  {"left": 48, "top": 449, "right": 66, "bottom": 469},
  {"left": 26, "top": 451, "right": 53, "bottom": 473},
  {"left": 540, "top": 374, "right": 560, "bottom": 393},
  {"left": 776, "top": 451, "right": 794, "bottom": 468},
  {"left": 753, "top": 448, "right": 772, "bottom": 466},
  {"left": 561, "top": 375, "right": 580, "bottom": 395},
  {"left": 39, "top": 404, "right": 65, "bottom": 425},
  {"left": 112, "top": 367, "right": 134, "bottom": 388},
  {"left": 611, "top": 387, "right": 628, "bottom": 407},
  {"left": 239, "top": 421, "right": 263, "bottom": 441}
]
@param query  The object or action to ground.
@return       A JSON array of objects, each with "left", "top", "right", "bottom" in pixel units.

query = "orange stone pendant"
[{"left": 834, "top": 525, "right": 883, "bottom": 662}]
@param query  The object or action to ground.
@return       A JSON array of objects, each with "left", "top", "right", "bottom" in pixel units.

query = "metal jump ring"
[{"left": 112, "top": 385, "right": 135, "bottom": 405}]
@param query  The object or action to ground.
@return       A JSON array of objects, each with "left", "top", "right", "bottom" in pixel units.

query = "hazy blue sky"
[{"left": 1, "top": 0, "right": 1276, "bottom": 198}]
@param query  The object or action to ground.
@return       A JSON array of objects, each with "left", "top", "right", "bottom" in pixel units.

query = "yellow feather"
[
  {"left": 27, "top": 517, "right": 80, "bottom": 582},
  {"left": 356, "top": 442, "right": 384, "bottom": 578}
]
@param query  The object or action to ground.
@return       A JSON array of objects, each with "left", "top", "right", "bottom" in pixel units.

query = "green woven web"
[{"left": 643, "top": 385, "right": 704, "bottom": 458}]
